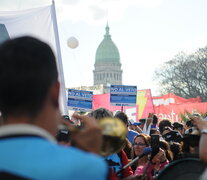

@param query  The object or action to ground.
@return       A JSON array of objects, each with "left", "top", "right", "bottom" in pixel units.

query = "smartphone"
[
  {"left": 151, "top": 134, "right": 160, "bottom": 152},
  {"left": 150, "top": 134, "right": 160, "bottom": 161}
]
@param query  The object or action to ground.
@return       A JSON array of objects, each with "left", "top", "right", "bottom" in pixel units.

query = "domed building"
[{"left": 93, "top": 24, "right": 122, "bottom": 88}]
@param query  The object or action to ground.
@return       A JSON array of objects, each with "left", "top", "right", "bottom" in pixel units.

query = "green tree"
[{"left": 154, "top": 47, "right": 207, "bottom": 101}]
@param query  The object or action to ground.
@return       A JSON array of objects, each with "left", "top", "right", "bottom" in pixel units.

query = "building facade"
[{"left": 93, "top": 24, "right": 122, "bottom": 89}]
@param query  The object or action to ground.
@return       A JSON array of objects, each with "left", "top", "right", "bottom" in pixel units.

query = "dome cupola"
[{"left": 95, "top": 24, "right": 120, "bottom": 64}]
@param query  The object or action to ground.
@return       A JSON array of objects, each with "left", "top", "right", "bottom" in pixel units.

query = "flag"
[
  {"left": 136, "top": 89, "right": 154, "bottom": 119},
  {"left": 0, "top": 2, "right": 68, "bottom": 115}
]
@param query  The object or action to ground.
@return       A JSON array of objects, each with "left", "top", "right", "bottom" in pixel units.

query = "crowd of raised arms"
[{"left": 0, "top": 36, "right": 207, "bottom": 180}]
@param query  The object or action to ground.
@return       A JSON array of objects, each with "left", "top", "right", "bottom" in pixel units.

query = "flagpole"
[
  {"left": 149, "top": 89, "right": 155, "bottom": 113},
  {"left": 121, "top": 105, "right": 124, "bottom": 112},
  {"left": 51, "top": 0, "right": 68, "bottom": 115}
]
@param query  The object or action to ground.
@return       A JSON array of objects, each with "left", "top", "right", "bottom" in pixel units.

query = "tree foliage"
[
  {"left": 154, "top": 47, "right": 207, "bottom": 102},
  {"left": 180, "top": 111, "right": 207, "bottom": 123}
]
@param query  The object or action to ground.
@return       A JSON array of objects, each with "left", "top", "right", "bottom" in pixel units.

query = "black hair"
[
  {"left": 173, "top": 122, "right": 184, "bottom": 130},
  {"left": 0, "top": 36, "right": 58, "bottom": 118},
  {"left": 159, "top": 140, "right": 173, "bottom": 162},
  {"left": 159, "top": 119, "right": 172, "bottom": 134},
  {"left": 186, "top": 120, "right": 193, "bottom": 127},
  {"left": 139, "top": 119, "right": 146, "bottom": 124},
  {"left": 170, "top": 142, "right": 183, "bottom": 161},
  {"left": 89, "top": 108, "right": 113, "bottom": 120},
  {"left": 114, "top": 111, "right": 128, "bottom": 126},
  {"left": 150, "top": 128, "right": 159, "bottom": 136}
]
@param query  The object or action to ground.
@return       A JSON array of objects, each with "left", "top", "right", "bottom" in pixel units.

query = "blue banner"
[
  {"left": 67, "top": 89, "right": 93, "bottom": 112},
  {"left": 110, "top": 85, "right": 137, "bottom": 106}
]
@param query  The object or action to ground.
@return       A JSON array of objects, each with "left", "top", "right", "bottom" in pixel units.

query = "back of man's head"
[
  {"left": 0, "top": 36, "right": 58, "bottom": 119},
  {"left": 114, "top": 111, "right": 128, "bottom": 126},
  {"left": 186, "top": 120, "right": 193, "bottom": 128},
  {"left": 173, "top": 122, "right": 184, "bottom": 130},
  {"left": 139, "top": 119, "right": 146, "bottom": 124},
  {"left": 159, "top": 119, "right": 172, "bottom": 134},
  {"left": 89, "top": 108, "right": 113, "bottom": 120}
]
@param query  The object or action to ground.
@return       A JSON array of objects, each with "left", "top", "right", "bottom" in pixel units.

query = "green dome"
[{"left": 95, "top": 24, "right": 120, "bottom": 64}]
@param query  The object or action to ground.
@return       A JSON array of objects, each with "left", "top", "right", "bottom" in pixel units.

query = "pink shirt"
[{"left": 134, "top": 161, "right": 169, "bottom": 180}]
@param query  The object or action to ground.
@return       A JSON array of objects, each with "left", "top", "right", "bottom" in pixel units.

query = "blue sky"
[{"left": 1, "top": 0, "right": 207, "bottom": 96}]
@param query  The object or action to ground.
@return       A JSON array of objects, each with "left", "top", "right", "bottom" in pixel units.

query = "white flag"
[{"left": 0, "top": 2, "right": 68, "bottom": 115}]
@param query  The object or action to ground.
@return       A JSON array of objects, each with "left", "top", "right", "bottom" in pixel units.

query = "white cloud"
[
  {"left": 57, "top": 0, "right": 163, "bottom": 24},
  {"left": 0, "top": 0, "right": 163, "bottom": 23}
]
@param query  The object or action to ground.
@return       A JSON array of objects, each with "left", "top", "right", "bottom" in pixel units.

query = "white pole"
[{"left": 51, "top": 0, "right": 68, "bottom": 115}]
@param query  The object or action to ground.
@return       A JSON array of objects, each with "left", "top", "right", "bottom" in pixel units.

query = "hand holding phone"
[
  {"left": 150, "top": 134, "right": 160, "bottom": 161},
  {"left": 151, "top": 148, "right": 166, "bottom": 164}
]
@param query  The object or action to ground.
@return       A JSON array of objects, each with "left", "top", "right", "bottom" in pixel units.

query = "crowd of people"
[{"left": 0, "top": 36, "right": 207, "bottom": 180}]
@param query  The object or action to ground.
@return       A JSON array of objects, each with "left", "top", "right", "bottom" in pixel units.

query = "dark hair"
[
  {"left": 159, "top": 119, "right": 172, "bottom": 134},
  {"left": 139, "top": 119, "right": 146, "bottom": 124},
  {"left": 123, "top": 138, "right": 132, "bottom": 159},
  {"left": 0, "top": 36, "right": 58, "bottom": 118},
  {"left": 173, "top": 122, "right": 183, "bottom": 130},
  {"left": 186, "top": 120, "right": 193, "bottom": 127},
  {"left": 89, "top": 108, "right": 113, "bottom": 120},
  {"left": 150, "top": 128, "right": 159, "bottom": 136},
  {"left": 159, "top": 140, "right": 173, "bottom": 162},
  {"left": 170, "top": 142, "right": 183, "bottom": 161},
  {"left": 114, "top": 111, "right": 128, "bottom": 126}
]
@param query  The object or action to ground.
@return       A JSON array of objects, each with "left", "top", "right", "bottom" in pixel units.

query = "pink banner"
[
  {"left": 153, "top": 93, "right": 204, "bottom": 122},
  {"left": 93, "top": 93, "right": 122, "bottom": 112},
  {"left": 92, "top": 92, "right": 206, "bottom": 122},
  {"left": 153, "top": 93, "right": 201, "bottom": 106},
  {"left": 92, "top": 89, "right": 155, "bottom": 121},
  {"left": 154, "top": 102, "right": 207, "bottom": 122}
]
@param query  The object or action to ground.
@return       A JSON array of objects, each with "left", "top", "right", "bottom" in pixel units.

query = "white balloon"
[{"left": 67, "top": 37, "right": 79, "bottom": 49}]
